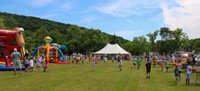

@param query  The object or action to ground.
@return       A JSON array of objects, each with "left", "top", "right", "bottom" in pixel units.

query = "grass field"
[{"left": 0, "top": 60, "right": 199, "bottom": 91}]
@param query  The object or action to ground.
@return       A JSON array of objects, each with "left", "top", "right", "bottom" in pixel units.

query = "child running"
[
  {"left": 136, "top": 56, "right": 142, "bottom": 70},
  {"left": 36, "top": 56, "right": 42, "bottom": 72},
  {"left": 92, "top": 55, "right": 96, "bottom": 71},
  {"left": 153, "top": 56, "right": 157, "bottom": 67},
  {"left": 145, "top": 54, "right": 152, "bottom": 79},
  {"left": 5, "top": 56, "right": 8, "bottom": 67},
  {"left": 42, "top": 56, "right": 48, "bottom": 72},
  {"left": 177, "top": 60, "right": 183, "bottom": 80},
  {"left": 132, "top": 56, "right": 137, "bottom": 67},
  {"left": 112, "top": 56, "right": 114, "bottom": 63},
  {"left": 29, "top": 57, "right": 34, "bottom": 72},
  {"left": 186, "top": 61, "right": 192, "bottom": 85},
  {"left": 118, "top": 54, "right": 122, "bottom": 71},
  {"left": 166, "top": 60, "right": 170, "bottom": 72},
  {"left": 24, "top": 57, "right": 30, "bottom": 72}
]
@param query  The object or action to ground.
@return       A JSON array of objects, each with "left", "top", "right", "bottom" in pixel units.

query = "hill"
[{"left": 0, "top": 12, "right": 129, "bottom": 54}]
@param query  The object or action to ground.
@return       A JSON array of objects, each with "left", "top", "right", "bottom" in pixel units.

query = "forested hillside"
[{"left": 0, "top": 12, "right": 129, "bottom": 54}]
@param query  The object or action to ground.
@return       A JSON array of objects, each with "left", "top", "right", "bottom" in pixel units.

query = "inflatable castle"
[{"left": 0, "top": 27, "right": 26, "bottom": 71}]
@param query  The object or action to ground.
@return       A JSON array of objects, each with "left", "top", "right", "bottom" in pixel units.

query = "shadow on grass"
[
  {"left": 186, "top": 83, "right": 200, "bottom": 87},
  {"left": 168, "top": 81, "right": 179, "bottom": 86},
  {"left": 168, "top": 80, "right": 200, "bottom": 87}
]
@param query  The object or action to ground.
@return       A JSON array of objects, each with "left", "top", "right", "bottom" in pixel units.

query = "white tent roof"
[{"left": 94, "top": 43, "right": 130, "bottom": 54}]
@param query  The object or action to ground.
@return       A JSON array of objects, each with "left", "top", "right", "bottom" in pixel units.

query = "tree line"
[
  {"left": 123, "top": 27, "right": 200, "bottom": 55},
  {"left": 0, "top": 12, "right": 200, "bottom": 55}
]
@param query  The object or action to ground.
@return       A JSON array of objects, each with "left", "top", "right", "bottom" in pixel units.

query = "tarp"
[{"left": 94, "top": 43, "right": 130, "bottom": 54}]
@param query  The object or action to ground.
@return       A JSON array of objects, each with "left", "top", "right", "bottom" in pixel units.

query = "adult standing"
[
  {"left": 171, "top": 54, "right": 176, "bottom": 63},
  {"left": 11, "top": 48, "right": 22, "bottom": 75},
  {"left": 191, "top": 54, "right": 196, "bottom": 66}
]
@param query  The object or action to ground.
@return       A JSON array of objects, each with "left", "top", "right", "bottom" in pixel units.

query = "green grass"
[{"left": 0, "top": 61, "right": 199, "bottom": 91}]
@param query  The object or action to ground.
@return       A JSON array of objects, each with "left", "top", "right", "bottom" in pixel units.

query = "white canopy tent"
[{"left": 94, "top": 43, "right": 130, "bottom": 54}]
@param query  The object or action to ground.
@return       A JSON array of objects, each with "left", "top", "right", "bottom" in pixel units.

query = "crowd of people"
[
  {"left": 131, "top": 53, "right": 196, "bottom": 85},
  {"left": 11, "top": 48, "right": 49, "bottom": 75},
  {"left": 9, "top": 48, "right": 197, "bottom": 85}
]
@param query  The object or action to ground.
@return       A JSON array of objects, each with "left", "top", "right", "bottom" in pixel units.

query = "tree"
[
  {"left": 131, "top": 36, "right": 149, "bottom": 55},
  {"left": 157, "top": 27, "right": 188, "bottom": 54},
  {"left": 123, "top": 42, "right": 134, "bottom": 54},
  {"left": 110, "top": 34, "right": 119, "bottom": 44},
  {"left": 187, "top": 38, "right": 200, "bottom": 52},
  {"left": 146, "top": 30, "right": 158, "bottom": 55},
  {"left": 0, "top": 18, "right": 6, "bottom": 29}
]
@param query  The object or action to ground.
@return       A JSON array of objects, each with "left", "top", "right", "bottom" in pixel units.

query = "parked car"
[{"left": 195, "top": 55, "right": 200, "bottom": 62}]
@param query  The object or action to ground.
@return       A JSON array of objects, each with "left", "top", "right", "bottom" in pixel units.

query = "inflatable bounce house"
[
  {"left": 32, "top": 36, "right": 70, "bottom": 64},
  {"left": 0, "top": 27, "right": 26, "bottom": 71}
]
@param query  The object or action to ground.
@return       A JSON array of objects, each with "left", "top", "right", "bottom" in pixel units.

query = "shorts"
[
  {"left": 36, "top": 63, "right": 41, "bottom": 67},
  {"left": 187, "top": 73, "right": 191, "bottom": 79},
  {"left": 43, "top": 66, "right": 47, "bottom": 69},
  {"left": 146, "top": 68, "right": 151, "bottom": 73},
  {"left": 119, "top": 64, "right": 122, "bottom": 68},
  {"left": 178, "top": 71, "right": 181, "bottom": 77},
  {"left": 25, "top": 64, "right": 30, "bottom": 68},
  {"left": 13, "top": 60, "right": 22, "bottom": 68},
  {"left": 30, "top": 67, "right": 34, "bottom": 69},
  {"left": 175, "top": 76, "right": 180, "bottom": 80},
  {"left": 146, "top": 64, "right": 151, "bottom": 73},
  {"left": 166, "top": 67, "right": 169, "bottom": 69}
]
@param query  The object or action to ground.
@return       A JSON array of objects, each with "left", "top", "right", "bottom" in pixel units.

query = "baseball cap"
[{"left": 14, "top": 48, "right": 17, "bottom": 51}]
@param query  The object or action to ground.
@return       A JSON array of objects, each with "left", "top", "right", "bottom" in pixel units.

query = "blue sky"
[{"left": 0, "top": 0, "right": 199, "bottom": 40}]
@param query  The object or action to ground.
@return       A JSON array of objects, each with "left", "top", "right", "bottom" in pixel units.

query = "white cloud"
[
  {"left": 60, "top": 3, "right": 73, "bottom": 11},
  {"left": 29, "top": 0, "right": 55, "bottom": 6},
  {"left": 161, "top": 0, "right": 200, "bottom": 39},
  {"left": 95, "top": 0, "right": 160, "bottom": 17},
  {"left": 48, "top": 2, "right": 74, "bottom": 13},
  {"left": 81, "top": 15, "right": 97, "bottom": 25},
  {"left": 33, "top": 1, "right": 74, "bottom": 19}
]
